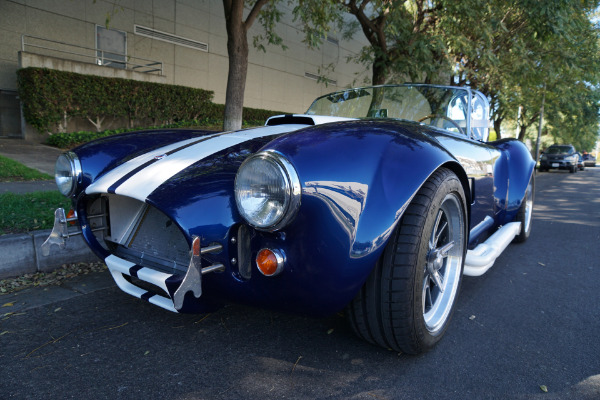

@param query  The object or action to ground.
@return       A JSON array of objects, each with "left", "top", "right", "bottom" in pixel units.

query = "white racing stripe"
[
  {"left": 86, "top": 134, "right": 216, "bottom": 195},
  {"left": 86, "top": 125, "right": 306, "bottom": 202},
  {"left": 105, "top": 254, "right": 178, "bottom": 313}
]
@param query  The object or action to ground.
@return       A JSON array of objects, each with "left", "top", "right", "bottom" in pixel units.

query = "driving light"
[
  {"left": 234, "top": 150, "right": 301, "bottom": 231},
  {"left": 55, "top": 151, "right": 81, "bottom": 197}
]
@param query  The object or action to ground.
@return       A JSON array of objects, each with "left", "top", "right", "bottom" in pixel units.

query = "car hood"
[
  {"left": 83, "top": 117, "right": 353, "bottom": 235},
  {"left": 85, "top": 115, "right": 355, "bottom": 202}
]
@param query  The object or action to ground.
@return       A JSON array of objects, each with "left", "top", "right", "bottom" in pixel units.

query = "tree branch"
[{"left": 245, "top": 0, "right": 270, "bottom": 30}]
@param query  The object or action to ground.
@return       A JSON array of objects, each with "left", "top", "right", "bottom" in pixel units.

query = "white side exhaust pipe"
[{"left": 463, "top": 222, "right": 521, "bottom": 277}]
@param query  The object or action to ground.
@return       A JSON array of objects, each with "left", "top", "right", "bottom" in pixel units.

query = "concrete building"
[{"left": 0, "top": 0, "right": 369, "bottom": 139}]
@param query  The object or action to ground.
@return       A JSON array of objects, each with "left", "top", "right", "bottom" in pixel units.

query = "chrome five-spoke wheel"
[
  {"left": 423, "top": 193, "right": 464, "bottom": 334},
  {"left": 347, "top": 168, "right": 467, "bottom": 354}
]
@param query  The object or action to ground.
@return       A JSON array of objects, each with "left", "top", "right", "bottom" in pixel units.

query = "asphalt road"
[{"left": 1, "top": 167, "right": 599, "bottom": 400}]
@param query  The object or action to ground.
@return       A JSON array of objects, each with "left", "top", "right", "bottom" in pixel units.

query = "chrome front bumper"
[{"left": 42, "top": 208, "right": 225, "bottom": 313}]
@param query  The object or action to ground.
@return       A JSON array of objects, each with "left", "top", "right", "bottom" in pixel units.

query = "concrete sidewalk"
[
  {"left": 0, "top": 137, "right": 61, "bottom": 194},
  {"left": 0, "top": 138, "right": 98, "bottom": 279},
  {"left": 1, "top": 180, "right": 57, "bottom": 194},
  {"left": 0, "top": 137, "right": 62, "bottom": 176}
]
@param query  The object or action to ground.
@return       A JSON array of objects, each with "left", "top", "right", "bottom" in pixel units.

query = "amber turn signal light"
[
  {"left": 256, "top": 248, "right": 284, "bottom": 276},
  {"left": 66, "top": 209, "right": 77, "bottom": 226}
]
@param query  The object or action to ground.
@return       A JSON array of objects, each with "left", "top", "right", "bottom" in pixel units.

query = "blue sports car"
[{"left": 43, "top": 84, "right": 535, "bottom": 354}]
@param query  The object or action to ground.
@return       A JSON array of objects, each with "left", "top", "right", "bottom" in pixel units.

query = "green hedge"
[
  {"left": 17, "top": 67, "right": 214, "bottom": 132},
  {"left": 17, "top": 67, "right": 288, "bottom": 138},
  {"left": 197, "top": 103, "right": 288, "bottom": 125},
  {"left": 45, "top": 121, "right": 212, "bottom": 149}
]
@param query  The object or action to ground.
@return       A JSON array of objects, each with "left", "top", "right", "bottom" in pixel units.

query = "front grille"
[{"left": 94, "top": 194, "right": 190, "bottom": 274}]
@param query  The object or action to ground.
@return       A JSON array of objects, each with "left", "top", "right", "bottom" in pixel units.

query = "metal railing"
[{"left": 21, "top": 35, "right": 163, "bottom": 75}]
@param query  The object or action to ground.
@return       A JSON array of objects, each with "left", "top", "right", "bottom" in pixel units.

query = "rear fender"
[{"left": 490, "top": 139, "right": 535, "bottom": 223}]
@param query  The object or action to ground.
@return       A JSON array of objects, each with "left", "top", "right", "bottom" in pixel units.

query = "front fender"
[{"left": 251, "top": 121, "right": 467, "bottom": 312}]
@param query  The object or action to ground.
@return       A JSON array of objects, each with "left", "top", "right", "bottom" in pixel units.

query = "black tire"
[
  {"left": 346, "top": 168, "right": 467, "bottom": 354},
  {"left": 514, "top": 173, "right": 534, "bottom": 243},
  {"left": 570, "top": 165, "right": 576, "bottom": 173}
]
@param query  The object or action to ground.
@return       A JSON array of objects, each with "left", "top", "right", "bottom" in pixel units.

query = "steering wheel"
[{"left": 418, "top": 114, "right": 465, "bottom": 135}]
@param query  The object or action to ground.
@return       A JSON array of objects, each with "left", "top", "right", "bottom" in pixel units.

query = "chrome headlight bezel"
[
  {"left": 55, "top": 151, "right": 82, "bottom": 197},
  {"left": 234, "top": 150, "right": 301, "bottom": 231}
]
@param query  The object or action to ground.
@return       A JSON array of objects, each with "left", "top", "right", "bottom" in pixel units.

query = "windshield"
[
  {"left": 547, "top": 146, "right": 572, "bottom": 154},
  {"left": 306, "top": 84, "right": 490, "bottom": 140}
]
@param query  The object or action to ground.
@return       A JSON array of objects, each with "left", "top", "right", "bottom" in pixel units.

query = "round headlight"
[
  {"left": 234, "top": 151, "right": 300, "bottom": 231},
  {"left": 55, "top": 151, "right": 81, "bottom": 197}
]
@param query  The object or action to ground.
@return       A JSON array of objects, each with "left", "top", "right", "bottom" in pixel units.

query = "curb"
[{"left": 0, "top": 229, "right": 98, "bottom": 279}]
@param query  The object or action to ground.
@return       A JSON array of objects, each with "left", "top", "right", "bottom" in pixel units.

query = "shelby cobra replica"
[{"left": 43, "top": 84, "right": 535, "bottom": 354}]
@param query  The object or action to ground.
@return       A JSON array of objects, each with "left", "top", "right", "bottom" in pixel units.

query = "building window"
[{"left": 96, "top": 26, "right": 127, "bottom": 69}]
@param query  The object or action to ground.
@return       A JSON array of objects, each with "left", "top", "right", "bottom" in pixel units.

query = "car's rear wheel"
[
  {"left": 514, "top": 173, "right": 534, "bottom": 243},
  {"left": 346, "top": 168, "right": 467, "bottom": 354}
]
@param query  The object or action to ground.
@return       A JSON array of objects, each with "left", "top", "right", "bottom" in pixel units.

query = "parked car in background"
[
  {"left": 539, "top": 144, "right": 579, "bottom": 173},
  {"left": 583, "top": 153, "right": 596, "bottom": 167},
  {"left": 42, "top": 84, "right": 535, "bottom": 354},
  {"left": 576, "top": 153, "right": 585, "bottom": 171}
]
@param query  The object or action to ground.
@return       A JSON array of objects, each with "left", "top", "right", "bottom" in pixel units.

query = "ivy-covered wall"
[
  {"left": 16, "top": 68, "right": 285, "bottom": 135},
  {"left": 17, "top": 67, "right": 214, "bottom": 133}
]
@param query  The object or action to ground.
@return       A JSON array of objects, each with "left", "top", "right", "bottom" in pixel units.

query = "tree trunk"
[
  {"left": 223, "top": 0, "right": 249, "bottom": 132},
  {"left": 517, "top": 124, "right": 528, "bottom": 142},
  {"left": 493, "top": 118, "right": 503, "bottom": 140},
  {"left": 371, "top": 55, "right": 387, "bottom": 85}
]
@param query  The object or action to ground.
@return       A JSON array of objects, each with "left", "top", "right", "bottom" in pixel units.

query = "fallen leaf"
[
  {"left": 144, "top": 350, "right": 150, "bottom": 356},
  {"left": 2, "top": 302, "right": 14, "bottom": 308},
  {"left": 469, "top": 315, "right": 476, "bottom": 320},
  {"left": 54, "top": 307, "right": 62, "bottom": 312},
  {"left": 538, "top": 262, "right": 546, "bottom": 266},
  {"left": 540, "top": 385, "right": 548, "bottom": 393},
  {"left": 0, "top": 331, "right": 9, "bottom": 336},
  {"left": 327, "top": 329, "right": 334, "bottom": 334}
]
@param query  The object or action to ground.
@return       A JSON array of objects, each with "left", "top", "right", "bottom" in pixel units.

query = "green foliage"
[
  {"left": 46, "top": 128, "right": 132, "bottom": 148},
  {"left": 0, "top": 191, "right": 71, "bottom": 235},
  {"left": 296, "top": 0, "right": 452, "bottom": 85},
  {"left": 441, "top": 0, "right": 600, "bottom": 146},
  {"left": 17, "top": 68, "right": 214, "bottom": 133},
  {"left": 297, "top": 0, "right": 600, "bottom": 146},
  {"left": 18, "top": 67, "right": 285, "bottom": 141},
  {"left": 0, "top": 156, "right": 53, "bottom": 182},
  {"left": 253, "top": 0, "right": 287, "bottom": 52},
  {"left": 45, "top": 106, "right": 287, "bottom": 149}
]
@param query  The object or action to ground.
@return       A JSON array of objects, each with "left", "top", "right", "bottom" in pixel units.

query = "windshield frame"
[{"left": 306, "top": 84, "right": 490, "bottom": 142}]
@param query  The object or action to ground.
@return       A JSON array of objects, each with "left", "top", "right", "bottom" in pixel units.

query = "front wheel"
[{"left": 346, "top": 168, "right": 467, "bottom": 354}]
